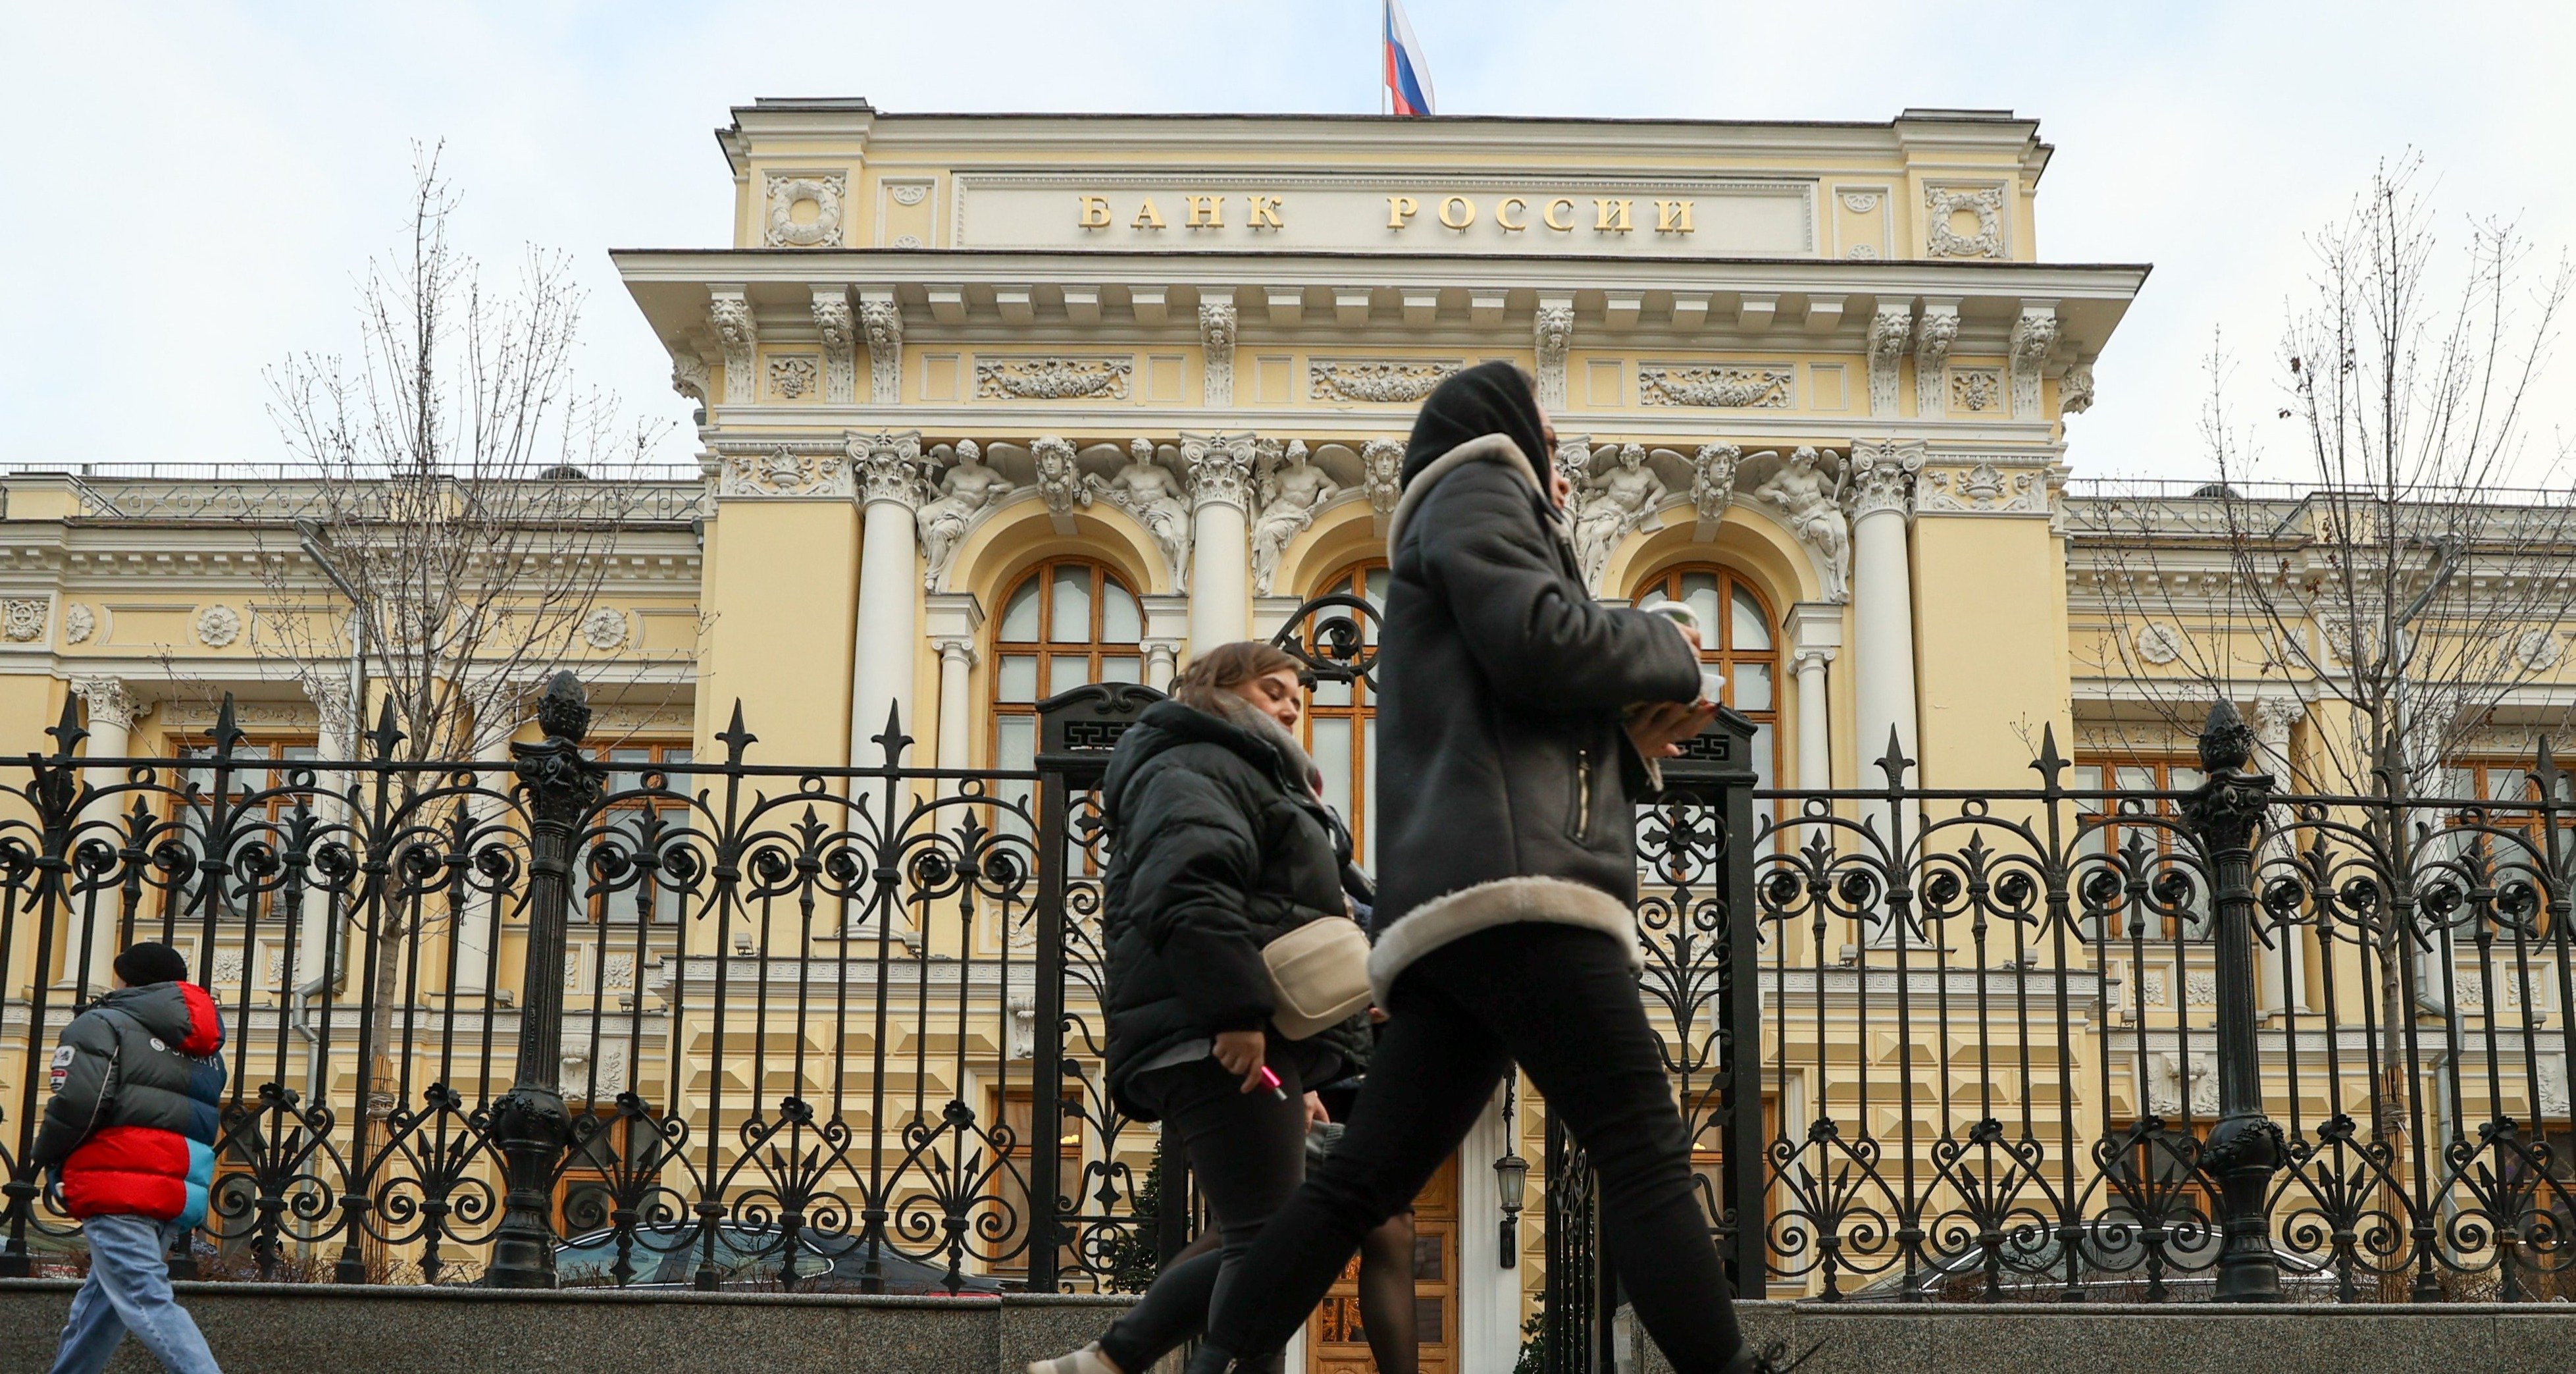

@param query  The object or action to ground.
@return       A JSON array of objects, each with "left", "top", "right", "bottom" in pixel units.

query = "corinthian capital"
[
  {"left": 848, "top": 430, "right": 927, "bottom": 508},
  {"left": 1846, "top": 438, "right": 1924, "bottom": 520},
  {"left": 70, "top": 675, "right": 139, "bottom": 733},
  {"left": 1179, "top": 432, "right": 1258, "bottom": 512}
]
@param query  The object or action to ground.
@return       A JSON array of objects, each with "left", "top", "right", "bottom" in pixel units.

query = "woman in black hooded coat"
[{"left": 1183, "top": 363, "right": 1792, "bottom": 1374}]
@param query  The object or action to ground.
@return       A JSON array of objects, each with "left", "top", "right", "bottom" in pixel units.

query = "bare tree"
[
  {"left": 2069, "top": 157, "right": 2575, "bottom": 1253},
  {"left": 257, "top": 144, "right": 669, "bottom": 1175}
]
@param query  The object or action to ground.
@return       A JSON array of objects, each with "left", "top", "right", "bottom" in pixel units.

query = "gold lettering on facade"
[
  {"left": 1387, "top": 195, "right": 1420, "bottom": 228},
  {"left": 1438, "top": 195, "right": 1476, "bottom": 229},
  {"left": 1495, "top": 196, "right": 1528, "bottom": 231},
  {"left": 1654, "top": 199, "right": 1695, "bottom": 234},
  {"left": 1131, "top": 199, "right": 1167, "bottom": 230},
  {"left": 1543, "top": 198, "right": 1576, "bottom": 232},
  {"left": 1184, "top": 194, "right": 1223, "bottom": 228},
  {"left": 1595, "top": 198, "right": 1634, "bottom": 232},
  {"left": 1078, "top": 195, "right": 1112, "bottom": 228},
  {"left": 1247, "top": 195, "right": 1285, "bottom": 228}
]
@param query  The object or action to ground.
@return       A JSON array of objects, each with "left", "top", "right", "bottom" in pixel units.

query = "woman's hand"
[
  {"left": 1214, "top": 1028, "right": 1269, "bottom": 1094},
  {"left": 1304, "top": 1092, "right": 1331, "bottom": 1127},
  {"left": 1626, "top": 699, "right": 1718, "bottom": 758}
]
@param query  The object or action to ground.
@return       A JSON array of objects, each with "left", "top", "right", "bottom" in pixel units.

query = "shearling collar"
[{"left": 1384, "top": 432, "right": 1571, "bottom": 563}]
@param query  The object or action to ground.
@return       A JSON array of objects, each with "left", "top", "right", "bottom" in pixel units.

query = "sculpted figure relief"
[
  {"left": 1249, "top": 440, "right": 1339, "bottom": 595},
  {"left": 916, "top": 441, "right": 1016, "bottom": 589},
  {"left": 1753, "top": 446, "right": 1849, "bottom": 596},
  {"left": 1098, "top": 438, "right": 1193, "bottom": 589},
  {"left": 1570, "top": 443, "right": 1670, "bottom": 588}
]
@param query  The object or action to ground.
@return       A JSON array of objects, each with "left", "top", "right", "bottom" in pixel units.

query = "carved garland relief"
[
  {"left": 1308, "top": 359, "right": 1462, "bottom": 404},
  {"left": 973, "top": 357, "right": 1135, "bottom": 401},
  {"left": 1637, "top": 365, "right": 1792, "bottom": 409}
]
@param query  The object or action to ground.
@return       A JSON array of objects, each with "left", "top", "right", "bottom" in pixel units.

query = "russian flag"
[{"left": 1383, "top": 0, "right": 1435, "bottom": 117}]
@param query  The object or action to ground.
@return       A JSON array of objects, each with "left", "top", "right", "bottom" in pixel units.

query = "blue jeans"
[{"left": 51, "top": 1213, "right": 220, "bottom": 1374}]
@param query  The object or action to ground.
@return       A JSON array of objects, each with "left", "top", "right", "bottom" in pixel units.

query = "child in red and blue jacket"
[{"left": 32, "top": 941, "right": 225, "bottom": 1374}]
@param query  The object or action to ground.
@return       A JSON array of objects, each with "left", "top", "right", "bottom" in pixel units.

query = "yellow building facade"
[{"left": 3, "top": 99, "right": 2573, "bottom": 1360}]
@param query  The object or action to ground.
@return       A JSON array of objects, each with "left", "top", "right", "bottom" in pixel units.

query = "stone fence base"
[{"left": 4, "top": 1281, "right": 2571, "bottom": 1373}]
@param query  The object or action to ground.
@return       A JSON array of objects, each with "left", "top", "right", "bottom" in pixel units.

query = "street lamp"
[{"left": 1494, "top": 1076, "right": 1528, "bottom": 1268}]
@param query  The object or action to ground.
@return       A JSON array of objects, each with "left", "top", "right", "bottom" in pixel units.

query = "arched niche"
[
  {"left": 947, "top": 489, "right": 1169, "bottom": 612},
  {"left": 1605, "top": 502, "right": 1824, "bottom": 619},
  {"left": 1271, "top": 493, "right": 1383, "bottom": 598}
]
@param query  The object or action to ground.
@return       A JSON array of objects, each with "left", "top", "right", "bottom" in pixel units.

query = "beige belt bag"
[{"left": 1262, "top": 916, "right": 1374, "bottom": 1040}]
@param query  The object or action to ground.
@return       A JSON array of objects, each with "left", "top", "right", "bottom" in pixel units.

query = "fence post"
[
  {"left": 2179, "top": 699, "right": 2284, "bottom": 1302},
  {"left": 486, "top": 672, "right": 602, "bottom": 1288}
]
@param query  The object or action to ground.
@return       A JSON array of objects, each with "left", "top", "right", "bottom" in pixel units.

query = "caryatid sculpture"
[
  {"left": 915, "top": 440, "right": 1016, "bottom": 589},
  {"left": 1096, "top": 438, "right": 1194, "bottom": 591},
  {"left": 1249, "top": 440, "right": 1339, "bottom": 595},
  {"left": 1570, "top": 443, "right": 1671, "bottom": 589},
  {"left": 1753, "top": 446, "right": 1851, "bottom": 601}
]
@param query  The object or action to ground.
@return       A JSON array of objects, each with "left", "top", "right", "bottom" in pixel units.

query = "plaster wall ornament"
[
  {"left": 580, "top": 608, "right": 631, "bottom": 652},
  {"left": 0, "top": 598, "right": 47, "bottom": 643},
  {"left": 887, "top": 182, "right": 930, "bottom": 207},
  {"left": 1102, "top": 438, "right": 1195, "bottom": 589},
  {"left": 2512, "top": 627, "right": 2563, "bottom": 673},
  {"left": 892, "top": 235, "right": 923, "bottom": 250},
  {"left": 1308, "top": 359, "right": 1461, "bottom": 404},
  {"left": 916, "top": 440, "right": 1014, "bottom": 589},
  {"left": 1637, "top": 365, "right": 1793, "bottom": 409},
  {"left": 297, "top": 671, "right": 355, "bottom": 744},
  {"left": 1947, "top": 368, "right": 2003, "bottom": 414},
  {"left": 669, "top": 350, "right": 710, "bottom": 408},
  {"left": 1199, "top": 302, "right": 1238, "bottom": 407},
  {"left": 71, "top": 675, "right": 139, "bottom": 732},
  {"left": 1865, "top": 303, "right": 1912, "bottom": 418},
  {"left": 859, "top": 298, "right": 904, "bottom": 406},
  {"left": 1031, "top": 436, "right": 1093, "bottom": 521},
  {"left": 1179, "top": 432, "right": 1258, "bottom": 513},
  {"left": 61, "top": 603, "right": 94, "bottom": 645},
  {"left": 2544, "top": 1058, "right": 2572, "bottom": 1119},
  {"left": 2059, "top": 359, "right": 2098, "bottom": 415},
  {"left": 973, "top": 356, "right": 1133, "bottom": 401},
  {"left": 212, "top": 948, "right": 244, "bottom": 989},
  {"left": 1570, "top": 444, "right": 1672, "bottom": 589},
  {"left": 763, "top": 174, "right": 846, "bottom": 248},
  {"left": 1839, "top": 191, "right": 1882, "bottom": 213},
  {"left": 1917, "top": 460, "right": 2048, "bottom": 515},
  {"left": 1924, "top": 184, "right": 2007, "bottom": 259},
  {"left": 1249, "top": 439, "right": 1339, "bottom": 595},
  {"left": 811, "top": 294, "right": 857, "bottom": 404},
  {"left": 1533, "top": 302, "right": 1574, "bottom": 410},
  {"left": 2251, "top": 697, "right": 2304, "bottom": 762},
  {"left": 1912, "top": 307, "right": 1959, "bottom": 416},
  {"left": 1689, "top": 444, "right": 1742, "bottom": 527},
  {"left": 193, "top": 605, "right": 242, "bottom": 649},
  {"left": 708, "top": 294, "right": 758, "bottom": 406},
  {"left": 849, "top": 431, "right": 928, "bottom": 509},
  {"left": 1846, "top": 244, "right": 1880, "bottom": 260},
  {"left": 1845, "top": 439, "right": 1924, "bottom": 521},
  {"left": 719, "top": 446, "right": 856, "bottom": 499},
  {"left": 2009, "top": 309, "right": 2061, "bottom": 418},
  {"left": 1752, "top": 447, "right": 1851, "bottom": 603},
  {"left": 767, "top": 354, "right": 820, "bottom": 401},
  {"left": 2133, "top": 622, "right": 2186, "bottom": 666},
  {"left": 1360, "top": 440, "right": 1406, "bottom": 517}
]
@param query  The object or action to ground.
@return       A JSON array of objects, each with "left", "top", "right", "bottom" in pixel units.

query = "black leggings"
[
  {"left": 1198, "top": 923, "right": 1747, "bottom": 1373},
  {"left": 1123, "top": 1208, "right": 1418, "bottom": 1374},
  {"left": 1096, "top": 1048, "right": 1311, "bottom": 1374}
]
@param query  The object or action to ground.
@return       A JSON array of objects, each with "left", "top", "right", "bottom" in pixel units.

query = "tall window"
[
  {"left": 2071, "top": 755, "right": 2211, "bottom": 941},
  {"left": 592, "top": 741, "right": 694, "bottom": 924},
  {"left": 989, "top": 558, "right": 1145, "bottom": 778},
  {"left": 1632, "top": 567, "right": 1780, "bottom": 789},
  {"left": 1305, "top": 560, "right": 1387, "bottom": 870}
]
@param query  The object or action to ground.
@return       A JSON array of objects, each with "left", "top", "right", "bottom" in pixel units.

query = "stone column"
[
  {"left": 2251, "top": 695, "right": 2307, "bottom": 1015},
  {"left": 931, "top": 640, "right": 975, "bottom": 770},
  {"left": 1847, "top": 440, "right": 1924, "bottom": 779},
  {"left": 1180, "top": 433, "right": 1256, "bottom": 654},
  {"left": 70, "top": 676, "right": 138, "bottom": 995},
  {"left": 453, "top": 714, "right": 515, "bottom": 997},
  {"left": 849, "top": 431, "right": 926, "bottom": 764},
  {"left": 1140, "top": 595, "right": 1189, "bottom": 691},
  {"left": 1784, "top": 604, "right": 1843, "bottom": 791}
]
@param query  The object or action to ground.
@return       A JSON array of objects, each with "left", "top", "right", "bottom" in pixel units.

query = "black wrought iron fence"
[{"left": 0, "top": 664, "right": 2569, "bottom": 1323}]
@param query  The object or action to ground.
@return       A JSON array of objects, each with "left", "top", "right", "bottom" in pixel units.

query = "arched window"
[
  {"left": 1633, "top": 566, "right": 1781, "bottom": 789},
  {"left": 1304, "top": 559, "right": 1388, "bottom": 869},
  {"left": 989, "top": 558, "right": 1144, "bottom": 778}
]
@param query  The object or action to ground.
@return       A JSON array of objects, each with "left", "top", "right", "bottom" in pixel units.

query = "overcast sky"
[{"left": 5, "top": 1, "right": 2569, "bottom": 485}]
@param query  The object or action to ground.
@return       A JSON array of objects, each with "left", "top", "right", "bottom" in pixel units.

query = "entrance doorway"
[{"left": 1303, "top": 1157, "right": 1458, "bottom": 1374}]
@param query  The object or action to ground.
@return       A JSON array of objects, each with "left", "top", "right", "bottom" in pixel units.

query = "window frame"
[
  {"left": 1629, "top": 564, "right": 1784, "bottom": 791},
  {"left": 987, "top": 557, "right": 1146, "bottom": 770}
]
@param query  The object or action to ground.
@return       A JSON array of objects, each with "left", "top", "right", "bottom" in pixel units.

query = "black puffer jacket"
[
  {"left": 1099, "top": 696, "right": 1367, "bottom": 1118},
  {"left": 1366, "top": 362, "right": 1703, "bottom": 1001}
]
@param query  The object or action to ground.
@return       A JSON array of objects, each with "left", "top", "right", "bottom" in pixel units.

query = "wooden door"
[{"left": 1304, "top": 1157, "right": 1457, "bottom": 1374}]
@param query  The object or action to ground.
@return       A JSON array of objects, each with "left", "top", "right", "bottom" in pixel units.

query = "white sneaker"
[{"left": 1027, "top": 1342, "right": 1122, "bottom": 1374}]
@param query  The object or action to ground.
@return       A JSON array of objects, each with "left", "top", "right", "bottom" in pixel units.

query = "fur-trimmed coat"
[{"left": 1367, "top": 432, "right": 1703, "bottom": 1000}]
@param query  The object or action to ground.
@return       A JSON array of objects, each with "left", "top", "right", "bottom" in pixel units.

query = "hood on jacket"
[
  {"left": 1401, "top": 360, "right": 1552, "bottom": 492},
  {"left": 95, "top": 982, "right": 222, "bottom": 1057},
  {"left": 1100, "top": 697, "right": 1316, "bottom": 828}
]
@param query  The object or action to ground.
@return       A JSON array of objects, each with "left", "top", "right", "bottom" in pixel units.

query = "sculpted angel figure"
[
  {"left": 1098, "top": 438, "right": 1193, "bottom": 588},
  {"left": 1754, "top": 446, "right": 1849, "bottom": 579},
  {"left": 1570, "top": 443, "right": 1670, "bottom": 587},
  {"left": 916, "top": 440, "right": 1015, "bottom": 589},
  {"left": 1249, "top": 440, "right": 1338, "bottom": 595}
]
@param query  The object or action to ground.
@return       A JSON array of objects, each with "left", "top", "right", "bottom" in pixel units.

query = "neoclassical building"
[{"left": 8, "top": 101, "right": 2573, "bottom": 1367}]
